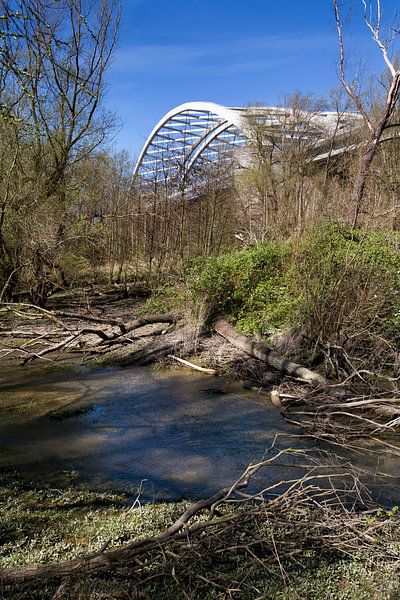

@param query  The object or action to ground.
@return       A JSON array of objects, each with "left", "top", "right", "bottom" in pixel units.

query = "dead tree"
[
  {"left": 214, "top": 317, "right": 326, "bottom": 387},
  {"left": 334, "top": 0, "right": 400, "bottom": 226}
]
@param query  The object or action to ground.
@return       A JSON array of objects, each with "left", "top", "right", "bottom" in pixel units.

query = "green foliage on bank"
[
  {"left": 290, "top": 222, "right": 400, "bottom": 349},
  {"left": 186, "top": 222, "right": 400, "bottom": 362},
  {"left": 187, "top": 241, "right": 295, "bottom": 336}
]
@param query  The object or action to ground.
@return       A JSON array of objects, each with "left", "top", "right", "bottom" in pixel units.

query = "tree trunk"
[
  {"left": 349, "top": 139, "right": 377, "bottom": 227},
  {"left": 213, "top": 317, "right": 326, "bottom": 387}
]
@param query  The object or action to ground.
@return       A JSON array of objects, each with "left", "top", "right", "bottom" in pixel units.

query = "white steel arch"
[
  {"left": 133, "top": 101, "right": 361, "bottom": 188},
  {"left": 132, "top": 102, "right": 247, "bottom": 187}
]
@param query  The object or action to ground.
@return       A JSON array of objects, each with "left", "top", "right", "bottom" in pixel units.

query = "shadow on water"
[{"left": 1, "top": 365, "right": 399, "bottom": 504}]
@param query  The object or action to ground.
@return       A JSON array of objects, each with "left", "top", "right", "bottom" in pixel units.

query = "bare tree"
[
  {"left": 242, "top": 95, "right": 335, "bottom": 238},
  {"left": 334, "top": 0, "right": 400, "bottom": 226},
  {"left": 0, "top": 0, "right": 120, "bottom": 304}
]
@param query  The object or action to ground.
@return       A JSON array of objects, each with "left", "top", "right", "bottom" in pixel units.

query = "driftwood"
[
  {"left": 214, "top": 317, "right": 326, "bottom": 387},
  {"left": 279, "top": 378, "right": 400, "bottom": 440},
  {"left": 270, "top": 389, "right": 283, "bottom": 408},
  {"left": 0, "top": 302, "right": 179, "bottom": 365},
  {"left": 124, "top": 314, "right": 177, "bottom": 333}
]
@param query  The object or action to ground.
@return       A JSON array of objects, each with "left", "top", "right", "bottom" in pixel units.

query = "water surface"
[
  {"left": 1, "top": 364, "right": 399, "bottom": 504},
  {"left": 0, "top": 365, "right": 302, "bottom": 500}
]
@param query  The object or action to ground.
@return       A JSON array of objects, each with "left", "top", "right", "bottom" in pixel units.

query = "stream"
[{"left": 0, "top": 363, "right": 399, "bottom": 504}]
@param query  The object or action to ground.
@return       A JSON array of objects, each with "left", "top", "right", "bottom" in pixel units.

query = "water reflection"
[
  {"left": 0, "top": 366, "right": 301, "bottom": 500},
  {"left": 0, "top": 365, "right": 399, "bottom": 504}
]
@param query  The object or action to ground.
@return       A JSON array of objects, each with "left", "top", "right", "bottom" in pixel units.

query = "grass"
[{"left": 0, "top": 472, "right": 188, "bottom": 569}]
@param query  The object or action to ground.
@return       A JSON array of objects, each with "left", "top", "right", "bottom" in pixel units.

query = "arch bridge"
[{"left": 133, "top": 101, "right": 361, "bottom": 189}]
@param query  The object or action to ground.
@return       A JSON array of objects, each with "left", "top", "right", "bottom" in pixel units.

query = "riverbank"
[
  {"left": 1, "top": 468, "right": 400, "bottom": 600},
  {"left": 1, "top": 223, "right": 400, "bottom": 597},
  {"left": 0, "top": 287, "right": 284, "bottom": 389},
  {"left": 1, "top": 352, "right": 399, "bottom": 599}
]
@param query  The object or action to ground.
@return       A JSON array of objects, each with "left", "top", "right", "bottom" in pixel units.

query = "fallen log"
[
  {"left": 124, "top": 314, "right": 177, "bottom": 333},
  {"left": 213, "top": 317, "right": 326, "bottom": 387},
  {"left": 21, "top": 328, "right": 113, "bottom": 365}
]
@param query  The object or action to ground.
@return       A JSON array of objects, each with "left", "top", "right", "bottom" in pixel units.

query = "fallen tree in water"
[{"left": 213, "top": 316, "right": 326, "bottom": 387}]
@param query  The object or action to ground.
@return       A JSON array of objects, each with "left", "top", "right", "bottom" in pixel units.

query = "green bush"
[
  {"left": 289, "top": 221, "right": 400, "bottom": 363},
  {"left": 140, "top": 284, "right": 186, "bottom": 316},
  {"left": 187, "top": 242, "right": 295, "bottom": 336},
  {"left": 186, "top": 222, "right": 400, "bottom": 368}
]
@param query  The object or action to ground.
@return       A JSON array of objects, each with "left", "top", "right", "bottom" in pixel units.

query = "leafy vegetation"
[
  {"left": 187, "top": 241, "right": 294, "bottom": 336},
  {"left": 186, "top": 221, "right": 400, "bottom": 370},
  {"left": 1, "top": 471, "right": 400, "bottom": 600},
  {"left": 0, "top": 472, "right": 187, "bottom": 569},
  {"left": 290, "top": 222, "right": 400, "bottom": 364},
  {"left": 1, "top": 3, "right": 400, "bottom": 597}
]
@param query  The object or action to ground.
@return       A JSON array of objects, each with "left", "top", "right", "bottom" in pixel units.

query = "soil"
[{"left": 0, "top": 287, "right": 280, "bottom": 388}]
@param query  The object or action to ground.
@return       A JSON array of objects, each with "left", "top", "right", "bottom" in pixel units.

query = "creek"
[{"left": 0, "top": 363, "right": 399, "bottom": 504}]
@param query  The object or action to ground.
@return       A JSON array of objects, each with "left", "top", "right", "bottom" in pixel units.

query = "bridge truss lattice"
[{"left": 132, "top": 101, "right": 361, "bottom": 190}]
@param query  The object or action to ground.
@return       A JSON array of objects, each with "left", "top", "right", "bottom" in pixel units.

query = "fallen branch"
[
  {"left": 168, "top": 354, "right": 216, "bottom": 375},
  {"left": 119, "top": 341, "right": 195, "bottom": 367},
  {"left": 21, "top": 328, "right": 113, "bottom": 365},
  {"left": 124, "top": 314, "right": 177, "bottom": 333},
  {"left": 0, "top": 445, "right": 383, "bottom": 586},
  {"left": 0, "top": 330, "right": 70, "bottom": 338},
  {"left": 0, "top": 484, "right": 234, "bottom": 584},
  {"left": 54, "top": 311, "right": 126, "bottom": 329},
  {"left": 280, "top": 381, "right": 400, "bottom": 445},
  {"left": 327, "top": 398, "right": 400, "bottom": 410},
  {"left": 0, "top": 303, "right": 70, "bottom": 330},
  {"left": 0, "top": 302, "right": 180, "bottom": 366},
  {"left": 213, "top": 317, "right": 326, "bottom": 387}
]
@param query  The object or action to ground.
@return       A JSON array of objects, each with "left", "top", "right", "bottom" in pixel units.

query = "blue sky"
[{"left": 106, "top": 0, "right": 399, "bottom": 158}]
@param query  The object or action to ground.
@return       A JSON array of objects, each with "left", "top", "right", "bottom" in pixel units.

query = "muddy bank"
[{"left": 0, "top": 290, "right": 284, "bottom": 389}]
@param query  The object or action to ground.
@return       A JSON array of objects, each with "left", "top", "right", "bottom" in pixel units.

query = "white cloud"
[{"left": 111, "top": 33, "right": 335, "bottom": 76}]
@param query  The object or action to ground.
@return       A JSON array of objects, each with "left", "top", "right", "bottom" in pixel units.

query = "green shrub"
[
  {"left": 186, "top": 222, "right": 400, "bottom": 369},
  {"left": 187, "top": 242, "right": 295, "bottom": 336},
  {"left": 140, "top": 284, "right": 185, "bottom": 315},
  {"left": 289, "top": 221, "right": 400, "bottom": 364}
]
